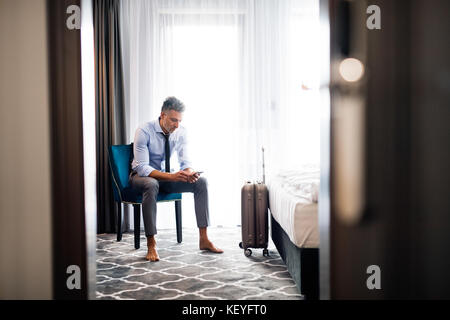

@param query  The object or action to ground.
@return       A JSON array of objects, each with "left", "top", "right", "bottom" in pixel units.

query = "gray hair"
[{"left": 161, "top": 96, "right": 185, "bottom": 113}]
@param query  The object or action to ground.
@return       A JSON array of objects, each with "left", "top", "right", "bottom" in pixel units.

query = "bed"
[{"left": 268, "top": 165, "right": 320, "bottom": 300}]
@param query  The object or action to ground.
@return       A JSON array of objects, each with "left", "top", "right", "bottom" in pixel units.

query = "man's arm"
[
  {"left": 149, "top": 170, "right": 172, "bottom": 180},
  {"left": 177, "top": 129, "right": 193, "bottom": 171},
  {"left": 133, "top": 128, "right": 157, "bottom": 177},
  {"left": 150, "top": 170, "right": 190, "bottom": 182},
  {"left": 175, "top": 129, "right": 199, "bottom": 183}
]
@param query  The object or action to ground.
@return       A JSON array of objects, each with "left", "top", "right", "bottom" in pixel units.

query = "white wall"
[{"left": 0, "top": 0, "right": 53, "bottom": 299}]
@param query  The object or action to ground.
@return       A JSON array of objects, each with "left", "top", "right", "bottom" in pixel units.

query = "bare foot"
[
  {"left": 199, "top": 239, "right": 224, "bottom": 253},
  {"left": 146, "top": 247, "right": 160, "bottom": 261},
  {"left": 146, "top": 236, "right": 160, "bottom": 262}
]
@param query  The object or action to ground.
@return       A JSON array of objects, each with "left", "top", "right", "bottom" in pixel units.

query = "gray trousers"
[{"left": 129, "top": 171, "right": 210, "bottom": 237}]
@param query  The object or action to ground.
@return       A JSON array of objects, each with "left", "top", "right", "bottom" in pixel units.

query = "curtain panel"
[
  {"left": 94, "top": 0, "right": 128, "bottom": 233},
  {"left": 118, "top": 0, "right": 321, "bottom": 227}
]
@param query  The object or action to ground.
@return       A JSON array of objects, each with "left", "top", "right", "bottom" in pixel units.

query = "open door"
[
  {"left": 328, "top": 0, "right": 450, "bottom": 299},
  {"left": 47, "top": 0, "right": 97, "bottom": 299}
]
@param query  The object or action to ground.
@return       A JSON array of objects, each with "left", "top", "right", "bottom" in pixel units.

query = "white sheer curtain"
[{"left": 120, "top": 0, "right": 321, "bottom": 228}]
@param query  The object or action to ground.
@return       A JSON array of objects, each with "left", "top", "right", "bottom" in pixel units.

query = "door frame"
[{"left": 47, "top": 0, "right": 90, "bottom": 299}]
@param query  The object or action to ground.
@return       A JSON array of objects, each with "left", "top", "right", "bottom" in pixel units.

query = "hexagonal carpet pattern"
[{"left": 96, "top": 227, "right": 303, "bottom": 300}]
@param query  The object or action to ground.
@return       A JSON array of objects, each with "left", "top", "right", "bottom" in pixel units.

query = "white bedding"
[{"left": 268, "top": 165, "right": 319, "bottom": 248}]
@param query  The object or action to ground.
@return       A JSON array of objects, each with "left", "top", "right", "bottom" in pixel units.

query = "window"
[{"left": 120, "top": 1, "right": 321, "bottom": 228}]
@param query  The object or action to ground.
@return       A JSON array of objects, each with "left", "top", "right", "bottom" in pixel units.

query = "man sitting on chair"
[{"left": 129, "top": 96, "right": 223, "bottom": 261}]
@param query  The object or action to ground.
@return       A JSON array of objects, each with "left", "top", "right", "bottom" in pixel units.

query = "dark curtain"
[{"left": 94, "top": 0, "right": 129, "bottom": 233}]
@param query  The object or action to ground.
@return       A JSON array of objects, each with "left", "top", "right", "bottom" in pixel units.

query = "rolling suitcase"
[{"left": 239, "top": 148, "right": 269, "bottom": 257}]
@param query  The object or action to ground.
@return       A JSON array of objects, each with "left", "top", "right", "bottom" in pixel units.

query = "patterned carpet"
[{"left": 96, "top": 227, "right": 303, "bottom": 300}]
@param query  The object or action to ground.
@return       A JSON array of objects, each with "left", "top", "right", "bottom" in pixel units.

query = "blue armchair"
[{"left": 108, "top": 143, "right": 182, "bottom": 249}]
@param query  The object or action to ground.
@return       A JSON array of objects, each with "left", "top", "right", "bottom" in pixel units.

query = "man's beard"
[{"left": 162, "top": 123, "right": 172, "bottom": 134}]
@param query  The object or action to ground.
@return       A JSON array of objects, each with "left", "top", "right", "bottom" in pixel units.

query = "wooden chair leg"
[
  {"left": 134, "top": 204, "right": 141, "bottom": 249},
  {"left": 175, "top": 200, "right": 182, "bottom": 243},
  {"left": 117, "top": 202, "right": 122, "bottom": 242}
]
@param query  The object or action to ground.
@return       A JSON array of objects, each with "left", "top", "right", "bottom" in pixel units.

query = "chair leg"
[
  {"left": 117, "top": 202, "right": 122, "bottom": 242},
  {"left": 175, "top": 200, "right": 182, "bottom": 243},
  {"left": 134, "top": 204, "right": 141, "bottom": 249}
]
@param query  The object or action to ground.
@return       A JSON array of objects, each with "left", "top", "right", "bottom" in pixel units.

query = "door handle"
[{"left": 333, "top": 89, "right": 366, "bottom": 226}]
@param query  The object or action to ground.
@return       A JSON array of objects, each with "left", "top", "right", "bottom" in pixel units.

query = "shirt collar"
[{"left": 155, "top": 117, "right": 165, "bottom": 134}]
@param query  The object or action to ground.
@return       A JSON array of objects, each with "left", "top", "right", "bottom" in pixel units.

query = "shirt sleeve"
[
  {"left": 133, "top": 128, "right": 157, "bottom": 177},
  {"left": 177, "top": 129, "right": 193, "bottom": 171}
]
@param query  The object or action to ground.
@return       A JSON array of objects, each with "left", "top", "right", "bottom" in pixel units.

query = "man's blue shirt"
[{"left": 131, "top": 118, "right": 192, "bottom": 177}]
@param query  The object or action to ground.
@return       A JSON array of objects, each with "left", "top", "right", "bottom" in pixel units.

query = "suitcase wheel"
[
  {"left": 244, "top": 249, "right": 252, "bottom": 257},
  {"left": 239, "top": 242, "right": 243, "bottom": 249},
  {"left": 263, "top": 248, "right": 269, "bottom": 257}
]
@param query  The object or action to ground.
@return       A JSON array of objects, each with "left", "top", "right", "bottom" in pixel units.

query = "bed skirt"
[{"left": 271, "top": 214, "right": 319, "bottom": 300}]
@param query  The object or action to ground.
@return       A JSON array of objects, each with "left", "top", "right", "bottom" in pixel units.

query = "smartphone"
[{"left": 194, "top": 171, "right": 203, "bottom": 176}]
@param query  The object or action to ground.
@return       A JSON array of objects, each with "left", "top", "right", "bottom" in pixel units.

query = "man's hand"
[
  {"left": 171, "top": 170, "right": 190, "bottom": 182},
  {"left": 183, "top": 168, "right": 199, "bottom": 184},
  {"left": 187, "top": 172, "right": 200, "bottom": 183},
  {"left": 149, "top": 169, "right": 199, "bottom": 183}
]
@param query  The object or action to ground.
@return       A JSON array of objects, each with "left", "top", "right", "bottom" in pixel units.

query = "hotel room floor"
[{"left": 96, "top": 226, "right": 303, "bottom": 300}]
